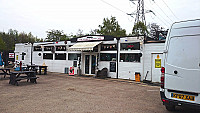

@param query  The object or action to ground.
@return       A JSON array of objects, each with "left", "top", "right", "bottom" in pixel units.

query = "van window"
[
  {"left": 167, "top": 35, "right": 199, "bottom": 69},
  {"left": 170, "top": 26, "right": 200, "bottom": 37}
]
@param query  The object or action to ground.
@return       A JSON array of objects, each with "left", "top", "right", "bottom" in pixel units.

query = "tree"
[
  {"left": 97, "top": 16, "right": 126, "bottom": 37},
  {"left": 76, "top": 29, "right": 84, "bottom": 37},
  {"left": 46, "top": 29, "right": 67, "bottom": 41},
  {"left": 90, "top": 29, "right": 98, "bottom": 35},
  {"left": 147, "top": 23, "right": 167, "bottom": 40},
  {"left": 0, "top": 36, "right": 6, "bottom": 51},
  {"left": 132, "top": 21, "right": 148, "bottom": 36},
  {"left": 0, "top": 29, "right": 42, "bottom": 50}
]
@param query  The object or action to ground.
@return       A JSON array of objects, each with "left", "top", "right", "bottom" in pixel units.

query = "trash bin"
[
  {"left": 135, "top": 72, "right": 141, "bottom": 82},
  {"left": 64, "top": 67, "right": 69, "bottom": 74}
]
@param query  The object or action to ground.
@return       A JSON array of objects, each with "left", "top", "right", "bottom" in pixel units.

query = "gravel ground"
[{"left": 0, "top": 72, "right": 199, "bottom": 113}]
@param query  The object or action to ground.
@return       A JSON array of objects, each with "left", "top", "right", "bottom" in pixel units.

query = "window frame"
[
  {"left": 120, "top": 42, "right": 140, "bottom": 51},
  {"left": 100, "top": 53, "right": 117, "bottom": 61},
  {"left": 43, "top": 53, "right": 53, "bottom": 60},
  {"left": 68, "top": 53, "right": 81, "bottom": 60},
  {"left": 120, "top": 53, "right": 141, "bottom": 62},
  {"left": 55, "top": 53, "right": 66, "bottom": 60}
]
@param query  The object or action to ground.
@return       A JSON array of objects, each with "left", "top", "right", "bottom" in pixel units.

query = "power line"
[
  {"left": 161, "top": 0, "right": 179, "bottom": 20},
  {"left": 152, "top": 0, "right": 174, "bottom": 23},
  {"left": 100, "top": 0, "right": 137, "bottom": 19},
  {"left": 99, "top": 0, "right": 127, "bottom": 14},
  {"left": 145, "top": 3, "right": 171, "bottom": 27}
]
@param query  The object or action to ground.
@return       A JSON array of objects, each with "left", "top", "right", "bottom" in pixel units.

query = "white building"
[{"left": 14, "top": 35, "right": 165, "bottom": 83}]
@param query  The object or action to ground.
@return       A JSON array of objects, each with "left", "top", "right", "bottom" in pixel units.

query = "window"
[
  {"left": 56, "top": 46, "right": 66, "bottom": 51},
  {"left": 43, "top": 53, "right": 53, "bottom": 60},
  {"left": 120, "top": 42, "right": 140, "bottom": 50},
  {"left": 101, "top": 44, "right": 117, "bottom": 51},
  {"left": 100, "top": 53, "right": 116, "bottom": 61},
  {"left": 120, "top": 53, "right": 140, "bottom": 62},
  {"left": 34, "top": 46, "right": 42, "bottom": 51},
  {"left": 55, "top": 53, "right": 66, "bottom": 60},
  {"left": 44, "top": 46, "right": 54, "bottom": 51},
  {"left": 68, "top": 53, "right": 81, "bottom": 60},
  {"left": 92, "top": 45, "right": 98, "bottom": 52}
]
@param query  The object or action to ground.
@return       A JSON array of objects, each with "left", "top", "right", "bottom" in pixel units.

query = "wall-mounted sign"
[
  {"left": 120, "top": 42, "right": 140, "bottom": 50},
  {"left": 155, "top": 59, "right": 161, "bottom": 68},
  {"left": 73, "top": 61, "right": 77, "bottom": 67},
  {"left": 77, "top": 36, "right": 104, "bottom": 41},
  {"left": 16, "top": 55, "right": 18, "bottom": 60},
  {"left": 110, "top": 62, "right": 116, "bottom": 72},
  {"left": 9, "top": 53, "right": 14, "bottom": 58}
]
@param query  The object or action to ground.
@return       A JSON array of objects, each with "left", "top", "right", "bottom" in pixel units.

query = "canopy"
[{"left": 69, "top": 41, "right": 102, "bottom": 51}]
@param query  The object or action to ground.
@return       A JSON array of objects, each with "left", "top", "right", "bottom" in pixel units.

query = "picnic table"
[
  {"left": 9, "top": 71, "right": 39, "bottom": 86},
  {"left": 0, "top": 68, "right": 11, "bottom": 78}
]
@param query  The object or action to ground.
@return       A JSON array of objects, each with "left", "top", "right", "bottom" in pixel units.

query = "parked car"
[{"left": 160, "top": 19, "right": 200, "bottom": 111}]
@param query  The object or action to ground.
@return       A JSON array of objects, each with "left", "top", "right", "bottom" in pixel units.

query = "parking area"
[{"left": 0, "top": 72, "right": 199, "bottom": 113}]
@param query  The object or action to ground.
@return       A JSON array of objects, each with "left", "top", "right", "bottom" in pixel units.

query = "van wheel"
[{"left": 165, "top": 105, "right": 175, "bottom": 111}]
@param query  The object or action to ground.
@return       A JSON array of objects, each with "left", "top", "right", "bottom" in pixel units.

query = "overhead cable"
[
  {"left": 161, "top": 0, "right": 179, "bottom": 20},
  {"left": 145, "top": 4, "right": 170, "bottom": 27},
  {"left": 152, "top": 0, "right": 174, "bottom": 23}
]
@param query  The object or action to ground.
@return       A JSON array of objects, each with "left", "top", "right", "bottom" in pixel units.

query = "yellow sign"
[
  {"left": 155, "top": 59, "right": 161, "bottom": 68},
  {"left": 16, "top": 55, "right": 18, "bottom": 60}
]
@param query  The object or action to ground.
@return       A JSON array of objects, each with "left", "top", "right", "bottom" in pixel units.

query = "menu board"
[
  {"left": 110, "top": 62, "right": 116, "bottom": 72},
  {"left": 73, "top": 61, "right": 77, "bottom": 67}
]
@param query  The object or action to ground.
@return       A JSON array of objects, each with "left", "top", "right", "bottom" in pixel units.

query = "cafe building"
[{"left": 14, "top": 35, "right": 165, "bottom": 83}]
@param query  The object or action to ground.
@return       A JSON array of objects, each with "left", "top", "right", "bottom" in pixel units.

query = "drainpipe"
[
  {"left": 116, "top": 37, "right": 120, "bottom": 79},
  {"left": 31, "top": 43, "right": 33, "bottom": 65}
]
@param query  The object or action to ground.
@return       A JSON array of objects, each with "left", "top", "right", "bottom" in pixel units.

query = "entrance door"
[
  {"left": 85, "top": 55, "right": 90, "bottom": 74},
  {"left": 84, "top": 54, "right": 96, "bottom": 75},
  {"left": 91, "top": 55, "right": 96, "bottom": 74},
  {"left": 151, "top": 53, "right": 163, "bottom": 82}
]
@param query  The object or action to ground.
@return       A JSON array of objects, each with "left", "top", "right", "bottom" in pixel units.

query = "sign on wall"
[
  {"left": 9, "top": 53, "right": 14, "bottom": 58},
  {"left": 16, "top": 55, "right": 18, "bottom": 60},
  {"left": 77, "top": 36, "right": 104, "bottom": 41},
  {"left": 110, "top": 62, "right": 116, "bottom": 72},
  {"left": 155, "top": 59, "right": 161, "bottom": 68}
]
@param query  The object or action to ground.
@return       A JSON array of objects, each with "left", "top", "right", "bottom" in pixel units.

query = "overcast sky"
[{"left": 0, "top": 0, "right": 200, "bottom": 38}]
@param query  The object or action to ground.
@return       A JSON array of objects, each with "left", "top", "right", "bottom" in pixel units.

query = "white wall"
[
  {"left": 14, "top": 43, "right": 32, "bottom": 67},
  {"left": 98, "top": 61, "right": 117, "bottom": 78},
  {"left": 143, "top": 43, "right": 165, "bottom": 82},
  {"left": 14, "top": 39, "right": 165, "bottom": 83}
]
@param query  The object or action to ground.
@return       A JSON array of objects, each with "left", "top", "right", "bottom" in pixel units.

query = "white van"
[{"left": 160, "top": 19, "right": 200, "bottom": 111}]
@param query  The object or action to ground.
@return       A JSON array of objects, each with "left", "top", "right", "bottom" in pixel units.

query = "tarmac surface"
[{"left": 0, "top": 72, "right": 199, "bottom": 113}]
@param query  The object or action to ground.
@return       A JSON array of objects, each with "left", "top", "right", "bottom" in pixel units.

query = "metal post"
[
  {"left": 116, "top": 37, "right": 120, "bottom": 79},
  {"left": 31, "top": 43, "right": 33, "bottom": 65}
]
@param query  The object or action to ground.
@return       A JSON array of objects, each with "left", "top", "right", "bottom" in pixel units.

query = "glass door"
[
  {"left": 91, "top": 55, "right": 96, "bottom": 74},
  {"left": 85, "top": 55, "right": 90, "bottom": 74}
]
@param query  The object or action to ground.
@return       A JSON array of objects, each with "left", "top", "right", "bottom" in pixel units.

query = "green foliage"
[
  {"left": 132, "top": 21, "right": 149, "bottom": 36},
  {"left": 97, "top": 16, "right": 126, "bottom": 37},
  {"left": 0, "top": 29, "right": 43, "bottom": 51},
  {"left": 0, "top": 36, "right": 6, "bottom": 51},
  {"left": 46, "top": 29, "right": 69, "bottom": 41}
]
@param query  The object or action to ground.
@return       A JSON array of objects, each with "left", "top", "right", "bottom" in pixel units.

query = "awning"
[{"left": 68, "top": 41, "right": 102, "bottom": 51}]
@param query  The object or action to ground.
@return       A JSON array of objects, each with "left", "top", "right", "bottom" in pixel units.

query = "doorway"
[
  {"left": 84, "top": 54, "right": 97, "bottom": 75},
  {"left": 151, "top": 53, "right": 163, "bottom": 82}
]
